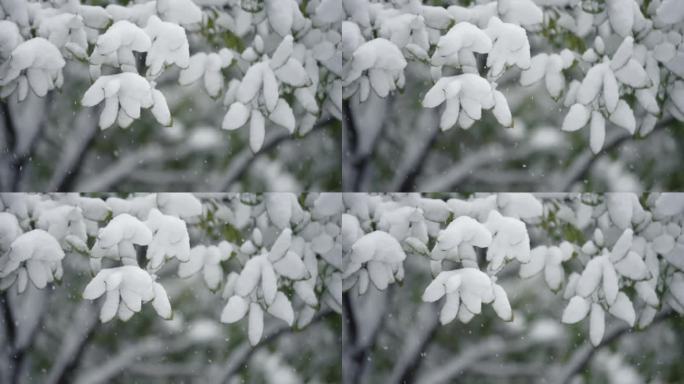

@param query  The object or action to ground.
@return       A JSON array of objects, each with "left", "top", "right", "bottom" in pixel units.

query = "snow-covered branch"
[{"left": 552, "top": 308, "right": 674, "bottom": 384}]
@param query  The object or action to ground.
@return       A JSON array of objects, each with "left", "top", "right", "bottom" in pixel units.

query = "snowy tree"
[
  {"left": 0, "top": 192, "right": 341, "bottom": 383},
  {"left": 342, "top": 0, "right": 684, "bottom": 192},
  {"left": 0, "top": 0, "right": 341, "bottom": 191},
  {"left": 342, "top": 192, "right": 684, "bottom": 384}
]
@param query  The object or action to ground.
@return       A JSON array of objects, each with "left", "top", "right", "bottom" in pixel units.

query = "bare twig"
[
  {"left": 210, "top": 118, "right": 334, "bottom": 191},
  {"left": 350, "top": 97, "right": 391, "bottom": 191},
  {"left": 10, "top": 94, "right": 52, "bottom": 191},
  {"left": 45, "top": 302, "right": 100, "bottom": 384},
  {"left": 5, "top": 287, "right": 51, "bottom": 384},
  {"left": 212, "top": 131, "right": 291, "bottom": 190},
  {"left": 343, "top": 292, "right": 358, "bottom": 344},
  {"left": 212, "top": 309, "right": 334, "bottom": 384},
  {"left": 128, "top": 362, "right": 202, "bottom": 378},
  {"left": 550, "top": 118, "right": 674, "bottom": 191},
  {"left": 74, "top": 335, "right": 201, "bottom": 384},
  {"left": 342, "top": 288, "right": 390, "bottom": 384},
  {"left": 74, "top": 140, "right": 203, "bottom": 191},
  {"left": 386, "top": 303, "right": 440, "bottom": 384},
  {"left": 1, "top": 101, "right": 16, "bottom": 155},
  {"left": 389, "top": 111, "right": 440, "bottom": 192},
  {"left": 0, "top": 292, "right": 15, "bottom": 348},
  {"left": 418, "top": 336, "right": 543, "bottom": 384},
  {"left": 467, "top": 361, "right": 543, "bottom": 378},
  {"left": 552, "top": 308, "right": 675, "bottom": 384},
  {"left": 419, "top": 144, "right": 536, "bottom": 191},
  {"left": 419, "top": 338, "right": 508, "bottom": 384},
  {"left": 343, "top": 99, "right": 358, "bottom": 156},
  {"left": 47, "top": 110, "right": 100, "bottom": 191}
]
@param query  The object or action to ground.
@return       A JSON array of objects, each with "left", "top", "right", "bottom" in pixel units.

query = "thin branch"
[
  {"left": 74, "top": 140, "right": 202, "bottom": 192},
  {"left": 552, "top": 308, "right": 675, "bottom": 384},
  {"left": 0, "top": 292, "right": 15, "bottom": 347},
  {"left": 10, "top": 94, "right": 52, "bottom": 191},
  {"left": 350, "top": 97, "right": 391, "bottom": 191},
  {"left": 419, "top": 337, "right": 508, "bottom": 384},
  {"left": 212, "top": 131, "right": 291, "bottom": 190},
  {"left": 1, "top": 101, "right": 16, "bottom": 155},
  {"left": 389, "top": 111, "right": 440, "bottom": 192},
  {"left": 126, "top": 169, "right": 202, "bottom": 185},
  {"left": 213, "top": 309, "right": 334, "bottom": 384},
  {"left": 386, "top": 303, "right": 440, "bottom": 384},
  {"left": 75, "top": 145, "right": 165, "bottom": 191},
  {"left": 46, "top": 112, "right": 100, "bottom": 192},
  {"left": 342, "top": 292, "right": 358, "bottom": 344},
  {"left": 419, "top": 144, "right": 536, "bottom": 191},
  {"left": 128, "top": 362, "right": 202, "bottom": 378},
  {"left": 343, "top": 288, "right": 390, "bottom": 384},
  {"left": 467, "top": 169, "right": 540, "bottom": 186},
  {"left": 45, "top": 302, "right": 100, "bottom": 384},
  {"left": 550, "top": 117, "right": 673, "bottom": 191},
  {"left": 343, "top": 99, "right": 358, "bottom": 156},
  {"left": 467, "top": 361, "right": 544, "bottom": 378},
  {"left": 6, "top": 287, "right": 51, "bottom": 384},
  {"left": 74, "top": 335, "right": 200, "bottom": 384},
  {"left": 417, "top": 315, "right": 550, "bottom": 384},
  {"left": 210, "top": 118, "right": 334, "bottom": 191}
]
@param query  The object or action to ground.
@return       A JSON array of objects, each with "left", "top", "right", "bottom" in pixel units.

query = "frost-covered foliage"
[
  {"left": 343, "top": 2, "right": 527, "bottom": 131},
  {"left": 342, "top": 192, "right": 684, "bottom": 352},
  {"left": 343, "top": 0, "right": 682, "bottom": 145},
  {"left": 342, "top": 0, "right": 684, "bottom": 191},
  {"left": 0, "top": 0, "right": 339, "bottom": 145},
  {"left": 0, "top": 0, "right": 341, "bottom": 192},
  {"left": 0, "top": 193, "right": 341, "bottom": 349}
]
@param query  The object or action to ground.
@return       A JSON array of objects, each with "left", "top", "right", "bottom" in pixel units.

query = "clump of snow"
[{"left": 81, "top": 73, "right": 171, "bottom": 129}]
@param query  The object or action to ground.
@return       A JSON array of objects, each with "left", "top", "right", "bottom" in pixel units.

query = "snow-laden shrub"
[
  {"left": 0, "top": 193, "right": 342, "bottom": 347},
  {"left": 342, "top": 193, "right": 684, "bottom": 347},
  {"left": 0, "top": 0, "right": 341, "bottom": 152},
  {"left": 343, "top": 0, "right": 684, "bottom": 153}
]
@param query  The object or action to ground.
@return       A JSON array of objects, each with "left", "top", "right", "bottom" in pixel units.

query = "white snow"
[
  {"left": 144, "top": 15, "right": 190, "bottom": 77},
  {"left": 83, "top": 265, "right": 171, "bottom": 322},
  {"left": 81, "top": 73, "right": 171, "bottom": 129}
]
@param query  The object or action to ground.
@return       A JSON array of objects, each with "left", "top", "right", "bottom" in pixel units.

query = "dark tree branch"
[
  {"left": 6, "top": 287, "right": 51, "bottom": 384},
  {"left": 419, "top": 335, "right": 546, "bottom": 384},
  {"left": 74, "top": 335, "right": 202, "bottom": 384},
  {"left": 0, "top": 292, "right": 15, "bottom": 348},
  {"left": 343, "top": 289, "right": 390, "bottom": 384},
  {"left": 48, "top": 112, "right": 100, "bottom": 192},
  {"left": 420, "top": 144, "right": 536, "bottom": 191},
  {"left": 467, "top": 361, "right": 544, "bottom": 378},
  {"left": 343, "top": 99, "right": 358, "bottom": 156},
  {"left": 387, "top": 303, "right": 440, "bottom": 384},
  {"left": 9, "top": 94, "right": 52, "bottom": 191},
  {"left": 213, "top": 309, "right": 335, "bottom": 384},
  {"left": 128, "top": 362, "right": 201, "bottom": 378},
  {"left": 1, "top": 101, "right": 16, "bottom": 155},
  {"left": 551, "top": 117, "right": 674, "bottom": 191},
  {"left": 45, "top": 302, "right": 100, "bottom": 384},
  {"left": 553, "top": 308, "right": 675, "bottom": 384},
  {"left": 349, "top": 97, "right": 391, "bottom": 191},
  {"left": 211, "top": 118, "right": 334, "bottom": 191},
  {"left": 389, "top": 111, "right": 440, "bottom": 192},
  {"left": 75, "top": 138, "right": 214, "bottom": 192},
  {"left": 343, "top": 290, "right": 358, "bottom": 345}
]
